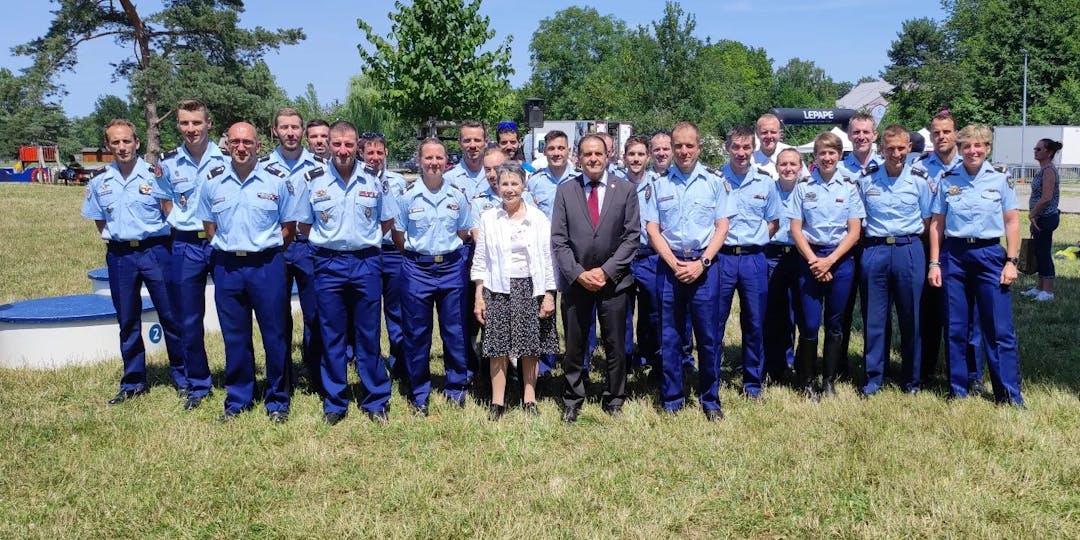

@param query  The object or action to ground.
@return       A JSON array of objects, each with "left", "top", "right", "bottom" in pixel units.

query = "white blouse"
[{"left": 470, "top": 203, "right": 557, "bottom": 296}]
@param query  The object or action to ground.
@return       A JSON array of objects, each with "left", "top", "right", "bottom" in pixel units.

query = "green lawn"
[{"left": 1, "top": 183, "right": 1078, "bottom": 539}]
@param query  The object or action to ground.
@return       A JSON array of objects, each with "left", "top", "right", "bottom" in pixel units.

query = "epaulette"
[
  {"left": 910, "top": 168, "right": 929, "bottom": 180},
  {"left": 756, "top": 167, "right": 770, "bottom": 177},
  {"left": 364, "top": 164, "right": 379, "bottom": 176},
  {"left": 304, "top": 167, "right": 325, "bottom": 182},
  {"left": 90, "top": 167, "right": 106, "bottom": 179},
  {"left": 841, "top": 174, "right": 856, "bottom": 184},
  {"left": 992, "top": 164, "right": 1009, "bottom": 175},
  {"left": 705, "top": 166, "right": 722, "bottom": 177},
  {"left": 257, "top": 155, "right": 272, "bottom": 163},
  {"left": 161, "top": 150, "right": 178, "bottom": 161},
  {"left": 451, "top": 183, "right": 468, "bottom": 196},
  {"left": 207, "top": 165, "right": 226, "bottom": 180},
  {"left": 405, "top": 181, "right": 419, "bottom": 192},
  {"left": 658, "top": 168, "right": 670, "bottom": 177},
  {"left": 913, "top": 151, "right": 930, "bottom": 163},
  {"left": 312, "top": 154, "right": 329, "bottom": 165},
  {"left": 943, "top": 168, "right": 960, "bottom": 177},
  {"left": 797, "top": 176, "right": 810, "bottom": 183},
  {"left": 862, "top": 162, "right": 879, "bottom": 176},
  {"left": 263, "top": 163, "right": 287, "bottom": 178}
]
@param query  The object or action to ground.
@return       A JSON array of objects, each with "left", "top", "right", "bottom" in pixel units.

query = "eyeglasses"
[{"left": 496, "top": 121, "right": 518, "bottom": 132}]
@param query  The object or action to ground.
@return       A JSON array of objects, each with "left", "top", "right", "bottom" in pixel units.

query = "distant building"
[
  {"left": 836, "top": 80, "right": 895, "bottom": 125},
  {"left": 80, "top": 147, "right": 114, "bottom": 164}
]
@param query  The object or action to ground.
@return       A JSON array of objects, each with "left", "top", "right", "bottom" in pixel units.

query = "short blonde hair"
[
  {"left": 956, "top": 124, "right": 993, "bottom": 147},
  {"left": 813, "top": 131, "right": 843, "bottom": 155}
]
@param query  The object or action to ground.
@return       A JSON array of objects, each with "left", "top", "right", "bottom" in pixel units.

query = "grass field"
[{"left": 1, "top": 182, "right": 1078, "bottom": 539}]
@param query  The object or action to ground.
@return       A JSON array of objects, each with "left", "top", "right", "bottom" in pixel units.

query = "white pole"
[{"left": 1021, "top": 50, "right": 1028, "bottom": 180}]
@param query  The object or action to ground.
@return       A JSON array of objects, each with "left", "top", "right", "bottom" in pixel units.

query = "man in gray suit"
[{"left": 550, "top": 134, "right": 640, "bottom": 422}]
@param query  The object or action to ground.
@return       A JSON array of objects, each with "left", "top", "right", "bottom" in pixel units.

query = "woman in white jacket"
[{"left": 471, "top": 163, "right": 558, "bottom": 420}]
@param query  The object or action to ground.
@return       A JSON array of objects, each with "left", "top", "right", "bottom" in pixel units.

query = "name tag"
[{"left": 257, "top": 192, "right": 279, "bottom": 201}]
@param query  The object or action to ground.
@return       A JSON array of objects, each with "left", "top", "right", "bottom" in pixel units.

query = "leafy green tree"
[
  {"left": 881, "top": 17, "right": 963, "bottom": 129},
  {"left": 773, "top": 58, "right": 848, "bottom": 143},
  {"left": 15, "top": 0, "right": 303, "bottom": 162},
  {"left": 696, "top": 40, "right": 773, "bottom": 134},
  {"left": 0, "top": 68, "right": 70, "bottom": 160},
  {"left": 357, "top": 0, "right": 513, "bottom": 127}
]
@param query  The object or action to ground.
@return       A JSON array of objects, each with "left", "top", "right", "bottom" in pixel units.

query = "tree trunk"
[{"left": 118, "top": 0, "right": 161, "bottom": 163}]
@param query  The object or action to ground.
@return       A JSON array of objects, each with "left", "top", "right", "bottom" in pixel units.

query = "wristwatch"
[
  {"left": 1006, "top": 257, "right": 1019, "bottom": 265},
  {"left": 701, "top": 257, "right": 712, "bottom": 268}
]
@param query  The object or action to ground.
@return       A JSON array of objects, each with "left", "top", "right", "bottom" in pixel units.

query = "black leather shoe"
[
  {"left": 323, "top": 412, "right": 345, "bottom": 426},
  {"left": 522, "top": 402, "right": 539, "bottom": 416},
  {"left": 175, "top": 386, "right": 191, "bottom": 399},
  {"left": 217, "top": 410, "right": 241, "bottom": 423},
  {"left": 107, "top": 388, "right": 147, "bottom": 406},
  {"left": 703, "top": 408, "right": 725, "bottom": 422},
  {"left": 268, "top": 410, "right": 289, "bottom": 424},
  {"left": 970, "top": 380, "right": 987, "bottom": 395},
  {"left": 411, "top": 403, "right": 429, "bottom": 417},
  {"left": 602, "top": 404, "right": 623, "bottom": 417},
  {"left": 561, "top": 406, "right": 579, "bottom": 423},
  {"left": 366, "top": 409, "right": 389, "bottom": 424},
  {"left": 183, "top": 393, "right": 210, "bottom": 411},
  {"left": 488, "top": 404, "right": 505, "bottom": 421}
]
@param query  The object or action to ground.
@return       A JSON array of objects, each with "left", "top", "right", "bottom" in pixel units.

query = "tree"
[
  {"left": 695, "top": 40, "right": 773, "bottom": 134},
  {"left": 357, "top": 0, "right": 513, "bottom": 127},
  {"left": 881, "top": 17, "right": 963, "bottom": 129},
  {"left": 0, "top": 68, "right": 71, "bottom": 160},
  {"left": 15, "top": 0, "right": 303, "bottom": 162}
]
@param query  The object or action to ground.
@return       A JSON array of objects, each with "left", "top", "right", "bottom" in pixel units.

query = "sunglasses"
[
  {"left": 361, "top": 131, "right": 384, "bottom": 140},
  {"left": 497, "top": 121, "right": 518, "bottom": 132}
]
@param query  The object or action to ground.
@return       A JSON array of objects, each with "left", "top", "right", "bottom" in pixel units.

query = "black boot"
[
  {"left": 795, "top": 338, "right": 819, "bottom": 401},
  {"left": 822, "top": 334, "right": 844, "bottom": 398}
]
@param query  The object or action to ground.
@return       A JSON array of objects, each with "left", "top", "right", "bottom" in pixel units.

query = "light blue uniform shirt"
[
  {"left": 445, "top": 161, "right": 486, "bottom": 201},
  {"left": 82, "top": 158, "right": 171, "bottom": 241},
  {"left": 259, "top": 147, "right": 326, "bottom": 209},
  {"left": 859, "top": 163, "right": 933, "bottom": 237},
  {"left": 788, "top": 169, "right": 866, "bottom": 246},
  {"left": 471, "top": 186, "right": 502, "bottom": 226},
  {"left": 196, "top": 165, "right": 302, "bottom": 252},
  {"left": 931, "top": 161, "right": 1017, "bottom": 239},
  {"left": 378, "top": 168, "right": 408, "bottom": 245},
  {"left": 840, "top": 152, "right": 883, "bottom": 179},
  {"left": 300, "top": 163, "right": 394, "bottom": 251},
  {"left": 627, "top": 170, "right": 662, "bottom": 246},
  {"left": 394, "top": 180, "right": 473, "bottom": 255},
  {"left": 721, "top": 165, "right": 782, "bottom": 246},
  {"left": 770, "top": 181, "right": 799, "bottom": 246},
  {"left": 155, "top": 142, "right": 229, "bottom": 231},
  {"left": 642, "top": 163, "right": 735, "bottom": 252},
  {"left": 527, "top": 166, "right": 577, "bottom": 218},
  {"left": 911, "top": 151, "right": 962, "bottom": 196},
  {"left": 607, "top": 163, "right": 627, "bottom": 181}
]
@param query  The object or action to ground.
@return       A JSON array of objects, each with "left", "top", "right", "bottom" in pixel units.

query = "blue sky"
[{"left": 1, "top": 0, "right": 947, "bottom": 118}]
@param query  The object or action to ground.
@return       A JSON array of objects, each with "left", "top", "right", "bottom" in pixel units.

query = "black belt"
[
  {"left": 381, "top": 244, "right": 399, "bottom": 252},
  {"left": 719, "top": 245, "right": 765, "bottom": 256},
  {"left": 292, "top": 237, "right": 309, "bottom": 243},
  {"left": 215, "top": 247, "right": 280, "bottom": 259},
  {"left": 673, "top": 248, "right": 704, "bottom": 261},
  {"left": 313, "top": 246, "right": 379, "bottom": 258},
  {"left": 403, "top": 250, "right": 463, "bottom": 264},
  {"left": 946, "top": 237, "right": 999, "bottom": 247},
  {"left": 107, "top": 235, "right": 169, "bottom": 250},
  {"left": 766, "top": 244, "right": 795, "bottom": 257},
  {"left": 863, "top": 234, "right": 919, "bottom": 246},
  {"left": 173, "top": 230, "right": 207, "bottom": 242}
]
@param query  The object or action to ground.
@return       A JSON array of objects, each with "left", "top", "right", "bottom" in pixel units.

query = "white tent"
[{"left": 795, "top": 126, "right": 853, "bottom": 154}]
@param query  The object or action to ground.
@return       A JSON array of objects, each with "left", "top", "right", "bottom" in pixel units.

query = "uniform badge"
[
  {"left": 1007, "top": 176, "right": 1016, "bottom": 189},
  {"left": 179, "top": 194, "right": 188, "bottom": 208},
  {"left": 315, "top": 189, "right": 327, "bottom": 198},
  {"left": 257, "top": 192, "right": 280, "bottom": 201},
  {"left": 448, "top": 203, "right": 460, "bottom": 211},
  {"left": 723, "top": 181, "right": 731, "bottom": 193},
  {"left": 644, "top": 183, "right": 652, "bottom": 201},
  {"left": 152, "top": 164, "right": 163, "bottom": 178},
  {"left": 285, "top": 180, "right": 294, "bottom": 195},
  {"left": 364, "top": 207, "right": 372, "bottom": 219},
  {"left": 948, "top": 186, "right": 960, "bottom": 196},
  {"left": 835, "top": 197, "right": 845, "bottom": 203},
  {"left": 865, "top": 188, "right": 881, "bottom": 197},
  {"left": 139, "top": 184, "right": 152, "bottom": 195},
  {"left": 321, "top": 210, "right": 329, "bottom": 223},
  {"left": 382, "top": 179, "right": 390, "bottom": 194},
  {"left": 805, "top": 192, "right": 817, "bottom": 201}
]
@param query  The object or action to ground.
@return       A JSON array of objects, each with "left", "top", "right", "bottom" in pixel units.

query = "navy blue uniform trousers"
[
  {"left": 764, "top": 245, "right": 800, "bottom": 380},
  {"left": 860, "top": 237, "right": 924, "bottom": 393},
  {"left": 170, "top": 231, "right": 211, "bottom": 396}
]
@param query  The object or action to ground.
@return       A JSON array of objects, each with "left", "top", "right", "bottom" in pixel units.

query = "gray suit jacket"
[{"left": 550, "top": 173, "right": 640, "bottom": 293}]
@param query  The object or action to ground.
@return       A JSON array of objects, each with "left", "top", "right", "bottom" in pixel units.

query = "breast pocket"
[
  {"left": 356, "top": 197, "right": 378, "bottom": 224},
  {"left": 978, "top": 190, "right": 1003, "bottom": 211},
  {"left": 313, "top": 199, "right": 339, "bottom": 228},
  {"left": 211, "top": 198, "right": 239, "bottom": 223},
  {"left": 254, "top": 198, "right": 280, "bottom": 228},
  {"left": 134, "top": 194, "right": 162, "bottom": 222},
  {"left": 408, "top": 208, "right": 431, "bottom": 235},
  {"left": 691, "top": 200, "right": 716, "bottom": 227}
]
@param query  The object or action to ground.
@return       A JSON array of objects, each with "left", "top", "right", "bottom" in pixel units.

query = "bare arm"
[{"left": 203, "top": 221, "right": 216, "bottom": 242}]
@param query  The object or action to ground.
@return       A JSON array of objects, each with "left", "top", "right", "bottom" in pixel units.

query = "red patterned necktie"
[{"left": 588, "top": 180, "right": 600, "bottom": 228}]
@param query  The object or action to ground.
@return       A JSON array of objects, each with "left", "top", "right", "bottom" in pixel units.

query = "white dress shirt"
[{"left": 471, "top": 202, "right": 557, "bottom": 296}]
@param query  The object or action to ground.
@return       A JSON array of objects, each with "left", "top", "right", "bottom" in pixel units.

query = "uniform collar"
[
  {"left": 108, "top": 157, "right": 150, "bottom": 185},
  {"left": 271, "top": 146, "right": 316, "bottom": 169},
  {"left": 177, "top": 141, "right": 224, "bottom": 167},
  {"left": 580, "top": 172, "right": 608, "bottom": 187},
  {"left": 668, "top": 162, "right": 706, "bottom": 183},
  {"left": 722, "top": 164, "right": 757, "bottom": 186},
  {"left": 811, "top": 168, "right": 847, "bottom": 185},
  {"left": 328, "top": 160, "right": 371, "bottom": 188},
  {"left": 224, "top": 165, "right": 268, "bottom": 186}
]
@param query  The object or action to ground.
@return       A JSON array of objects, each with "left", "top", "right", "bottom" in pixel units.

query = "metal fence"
[{"left": 1007, "top": 165, "right": 1080, "bottom": 183}]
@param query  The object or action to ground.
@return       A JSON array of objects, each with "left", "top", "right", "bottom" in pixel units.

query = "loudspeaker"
[{"left": 524, "top": 98, "right": 544, "bottom": 128}]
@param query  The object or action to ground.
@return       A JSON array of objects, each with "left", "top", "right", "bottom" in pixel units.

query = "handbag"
[{"left": 1017, "top": 237, "right": 1037, "bottom": 275}]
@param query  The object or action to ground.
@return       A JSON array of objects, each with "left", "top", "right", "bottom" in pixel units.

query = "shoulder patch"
[
  {"left": 258, "top": 155, "right": 271, "bottom": 163},
  {"left": 943, "top": 168, "right": 960, "bottom": 177},
  {"left": 993, "top": 164, "right": 1009, "bottom": 175},
  {"left": 90, "top": 168, "right": 106, "bottom": 179},
  {"left": 207, "top": 165, "right": 226, "bottom": 180},
  {"left": 863, "top": 162, "right": 879, "bottom": 176},
  {"left": 304, "top": 167, "right": 325, "bottom": 182},
  {"left": 161, "top": 150, "right": 178, "bottom": 161},
  {"left": 910, "top": 168, "right": 929, "bottom": 180},
  {"left": 913, "top": 151, "right": 930, "bottom": 163},
  {"left": 313, "top": 154, "right": 329, "bottom": 165},
  {"left": 263, "top": 163, "right": 286, "bottom": 178},
  {"left": 644, "top": 183, "right": 652, "bottom": 201}
]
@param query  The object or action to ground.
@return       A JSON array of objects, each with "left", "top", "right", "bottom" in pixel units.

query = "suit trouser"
[
  {"left": 212, "top": 248, "right": 291, "bottom": 414},
  {"left": 108, "top": 237, "right": 186, "bottom": 392},
  {"left": 561, "top": 283, "right": 629, "bottom": 410}
]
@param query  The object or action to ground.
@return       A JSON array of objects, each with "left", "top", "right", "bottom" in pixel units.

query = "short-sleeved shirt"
[
  {"left": 301, "top": 163, "right": 393, "bottom": 251},
  {"left": 82, "top": 158, "right": 170, "bottom": 241},
  {"left": 196, "top": 165, "right": 302, "bottom": 252},
  {"left": 155, "top": 142, "right": 229, "bottom": 231},
  {"left": 788, "top": 169, "right": 866, "bottom": 246},
  {"left": 377, "top": 168, "right": 409, "bottom": 245},
  {"left": 527, "top": 166, "right": 577, "bottom": 218},
  {"left": 258, "top": 147, "right": 326, "bottom": 223},
  {"left": 627, "top": 170, "right": 661, "bottom": 246},
  {"left": 394, "top": 180, "right": 473, "bottom": 255},
  {"left": 770, "top": 181, "right": 799, "bottom": 246},
  {"left": 642, "top": 162, "right": 735, "bottom": 252},
  {"left": 859, "top": 164, "right": 933, "bottom": 237},
  {"left": 471, "top": 185, "right": 502, "bottom": 227},
  {"left": 911, "top": 151, "right": 962, "bottom": 195},
  {"left": 445, "top": 161, "right": 487, "bottom": 201},
  {"left": 931, "top": 162, "right": 1017, "bottom": 239},
  {"left": 721, "top": 164, "right": 782, "bottom": 246},
  {"left": 840, "top": 152, "right": 883, "bottom": 179}
]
